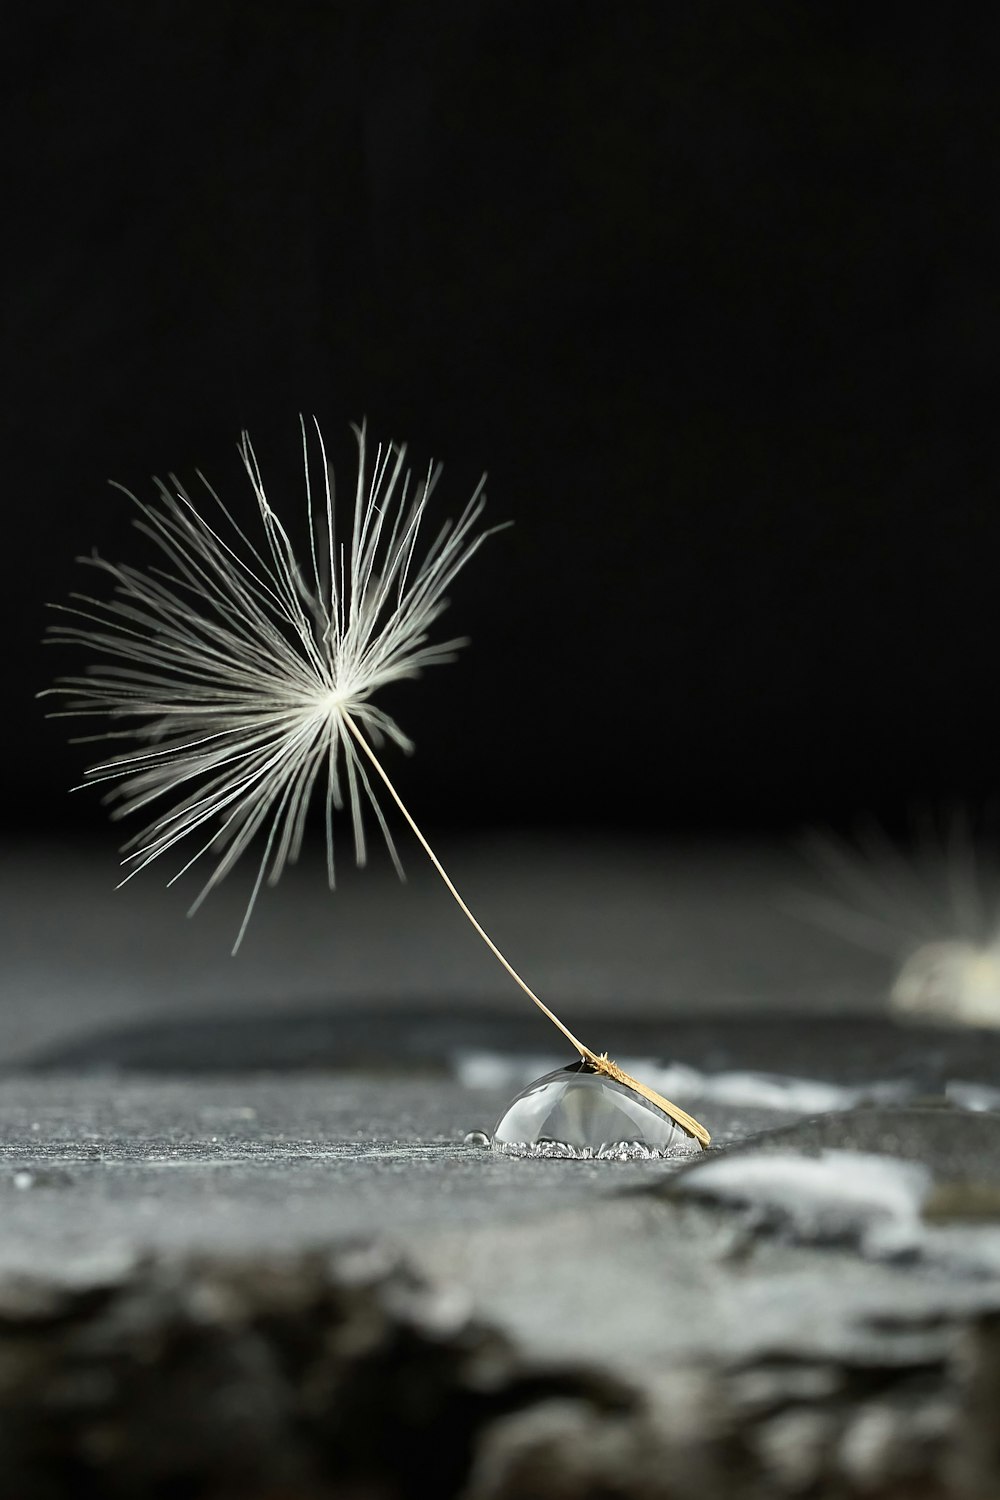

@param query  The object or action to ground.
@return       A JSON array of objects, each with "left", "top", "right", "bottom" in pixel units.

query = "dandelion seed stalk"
[
  {"left": 343, "top": 709, "right": 710, "bottom": 1144},
  {"left": 342, "top": 709, "right": 594, "bottom": 1058}
]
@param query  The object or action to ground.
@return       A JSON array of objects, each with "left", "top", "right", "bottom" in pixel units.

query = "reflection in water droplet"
[
  {"left": 463, "top": 1130, "right": 491, "bottom": 1148},
  {"left": 491, "top": 1062, "right": 702, "bottom": 1160}
]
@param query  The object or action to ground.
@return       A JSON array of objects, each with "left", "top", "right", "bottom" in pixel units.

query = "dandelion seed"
[
  {"left": 42, "top": 418, "right": 710, "bottom": 1148},
  {"left": 794, "top": 814, "right": 1000, "bottom": 1027}
]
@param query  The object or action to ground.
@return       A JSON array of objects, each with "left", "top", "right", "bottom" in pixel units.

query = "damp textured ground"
[{"left": 5, "top": 838, "right": 1000, "bottom": 1498}]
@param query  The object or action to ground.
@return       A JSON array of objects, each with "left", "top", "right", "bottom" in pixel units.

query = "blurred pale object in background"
[{"left": 797, "top": 817, "right": 1000, "bottom": 1028}]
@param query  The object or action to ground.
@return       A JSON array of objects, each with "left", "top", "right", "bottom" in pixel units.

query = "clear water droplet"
[
  {"left": 491, "top": 1062, "right": 701, "bottom": 1160},
  {"left": 463, "top": 1130, "right": 491, "bottom": 1148}
]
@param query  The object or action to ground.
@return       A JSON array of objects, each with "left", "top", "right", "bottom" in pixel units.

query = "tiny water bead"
[
  {"left": 463, "top": 1130, "right": 491, "bottom": 1148},
  {"left": 489, "top": 1062, "right": 704, "bottom": 1160}
]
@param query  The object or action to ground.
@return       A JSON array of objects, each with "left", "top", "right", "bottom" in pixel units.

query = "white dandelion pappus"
[
  {"left": 43, "top": 419, "right": 710, "bottom": 1148},
  {"left": 45, "top": 420, "right": 486, "bottom": 947}
]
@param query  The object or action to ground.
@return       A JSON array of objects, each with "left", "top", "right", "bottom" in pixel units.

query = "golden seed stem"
[{"left": 343, "top": 711, "right": 710, "bottom": 1148}]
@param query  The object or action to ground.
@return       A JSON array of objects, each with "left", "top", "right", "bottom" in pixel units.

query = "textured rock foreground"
[
  {"left": 6, "top": 844, "right": 1000, "bottom": 1495},
  {"left": 1, "top": 1233, "right": 1000, "bottom": 1499},
  {"left": 3, "top": 1070, "right": 1000, "bottom": 1498}
]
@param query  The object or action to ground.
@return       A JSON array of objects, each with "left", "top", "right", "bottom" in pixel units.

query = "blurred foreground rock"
[
  {"left": 2, "top": 1240, "right": 1000, "bottom": 1499},
  {"left": 1, "top": 1073, "right": 1000, "bottom": 1497}
]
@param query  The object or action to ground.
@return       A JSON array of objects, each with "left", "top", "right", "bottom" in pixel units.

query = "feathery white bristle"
[{"left": 43, "top": 418, "right": 489, "bottom": 948}]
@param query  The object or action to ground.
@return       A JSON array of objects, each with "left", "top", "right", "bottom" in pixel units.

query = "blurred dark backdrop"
[{"left": 6, "top": 2, "right": 1000, "bottom": 840}]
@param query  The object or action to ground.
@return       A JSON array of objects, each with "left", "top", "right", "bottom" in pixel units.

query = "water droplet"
[
  {"left": 491, "top": 1063, "right": 702, "bottom": 1160},
  {"left": 13, "top": 1170, "right": 34, "bottom": 1190},
  {"left": 463, "top": 1130, "right": 491, "bottom": 1148}
]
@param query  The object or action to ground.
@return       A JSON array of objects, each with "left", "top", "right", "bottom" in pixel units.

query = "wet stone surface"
[
  {"left": 2, "top": 1055, "right": 1000, "bottom": 1497},
  {"left": 5, "top": 844, "right": 1000, "bottom": 1495}
]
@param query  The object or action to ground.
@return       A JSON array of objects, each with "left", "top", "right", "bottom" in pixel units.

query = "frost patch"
[
  {"left": 675, "top": 1149, "right": 933, "bottom": 1257},
  {"left": 454, "top": 1052, "right": 912, "bottom": 1114}
]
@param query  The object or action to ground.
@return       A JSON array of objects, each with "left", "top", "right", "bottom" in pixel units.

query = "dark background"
[{"left": 7, "top": 2, "right": 1000, "bottom": 841}]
